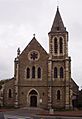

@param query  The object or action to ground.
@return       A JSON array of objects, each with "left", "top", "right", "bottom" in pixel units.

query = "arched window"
[
  {"left": 27, "top": 68, "right": 30, "bottom": 78},
  {"left": 57, "top": 90, "right": 60, "bottom": 100},
  {"left": 59, "top": 37, "right": 63, "bottom": 53},
  {"left": 54, "top": 67, "right": 58, "bottom": 78},
  {"left": 54, "top": 38, "right": 58, "bottom": 54},
  {"left": 8, "top": 89, "right": 12, "bottom": 98},
  {"left": 32, "top": 66, "right": 35, "bottom": 78},
  {"left": 60, "top": 67, "right": 64, "bottom": 78},
  {"left": 37, "top": 67, "right": 41, "bottom": 78}
]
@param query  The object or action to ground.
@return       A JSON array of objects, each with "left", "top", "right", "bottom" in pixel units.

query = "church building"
[{"left": 1, "top": 7, "right": 79, "bottom": 109}]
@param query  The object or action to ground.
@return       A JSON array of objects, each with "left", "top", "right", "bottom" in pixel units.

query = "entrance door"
[{"left": 30, "top": 95, "right": 37, "bottom": 107}]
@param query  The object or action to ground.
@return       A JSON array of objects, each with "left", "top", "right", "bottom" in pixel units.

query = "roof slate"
[{"left": 50, "top": 7, "right": 66, "bottom": 33}]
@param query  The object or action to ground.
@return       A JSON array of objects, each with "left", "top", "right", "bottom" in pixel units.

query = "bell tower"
[
  {"left": 48, "top": 7, "right": 72, "bottom": 109},
  {"left": 48, "top": 7, "right": 68, "bottom": 58}
]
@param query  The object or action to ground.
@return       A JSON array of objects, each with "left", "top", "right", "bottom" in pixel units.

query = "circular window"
[{"left": 28, "top": 50, "right": 40, "bottom": 61}]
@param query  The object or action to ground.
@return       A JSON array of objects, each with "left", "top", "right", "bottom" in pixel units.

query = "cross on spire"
[{"left": 57, "top": 0, "right": 59, "bottom": 8}]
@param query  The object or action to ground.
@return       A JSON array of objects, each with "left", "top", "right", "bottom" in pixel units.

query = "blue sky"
[{"left": 0, "top": 0, "right": 82, "bottom": 89}]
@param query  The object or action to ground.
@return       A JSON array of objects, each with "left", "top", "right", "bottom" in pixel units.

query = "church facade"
[{"left": 1, "top": 8, "right": 79, "bottom": 109}]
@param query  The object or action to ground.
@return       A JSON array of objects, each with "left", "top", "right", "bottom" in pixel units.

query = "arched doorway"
[
  {"left": 29, "top": 90, "right": 38, "bottom": 107},
  {"left": 30, "top": 95, "right": 37, "bottom": 107}
]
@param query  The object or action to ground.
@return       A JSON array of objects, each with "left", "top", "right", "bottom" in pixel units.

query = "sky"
[{"left": 0, "top": 0, "right": 82, "bottom": 89}]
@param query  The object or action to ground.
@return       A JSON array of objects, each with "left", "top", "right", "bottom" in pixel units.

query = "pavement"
[
  {"left": 41, "top": 110, "right": 82, "bottom": 117},
  {"left": 0, "top": 112, "right": 4, "bottom": 119},
  {"left": 0, "top": 107, "right": 82, "bottom": 119}
]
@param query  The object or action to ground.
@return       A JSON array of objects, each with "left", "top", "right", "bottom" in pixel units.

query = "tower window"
[
  {"left": 57, "top": 27, "right": 59, "bottom": 31},
  {"left": 54, "top": 67, "right": 58, "bottom": 78},
  {"left": 32, "top": 66, "right": 35, "bottom": 78},
  {"left": 27, "top": 67, "right": 30, "bottom": 78},
  {"left": 54, "top": 38, "right": 58, "bottom": 54},
  {"left": 57, "top": 90, "right": 60, "bottom": 100},
  {"left": 59, "top": 37, "right": 63, "bottom": 53},
  {"left": 37, "top": 67, "right": 41, "bottom": 78},
  {"left": 60, "top": 67, "right": 64, "bottom": 78},
  {"left": 8, "top": 89, "right": 12, "bottom": 98}
]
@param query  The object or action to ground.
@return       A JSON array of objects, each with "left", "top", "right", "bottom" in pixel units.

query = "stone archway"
[{"left": 28, "top": 89, "right": 38, "bottom": 107}]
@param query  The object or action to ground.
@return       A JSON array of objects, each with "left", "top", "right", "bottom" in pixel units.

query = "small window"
[
  {"left": 37, "top": 67, "right": 41, "bottom": 78},
  {"left": 32, "top": 66, "right": 35, "bottom": 78},
  {"left": 54, "top": 38, "right": 58, "bottom": 54},
  {"left": 8, "top": 89, "right": 12, "bottom": 98},
  {"left": 57, "top": 90, "right": 60, "bottom": 100},
  {"left": 59, "top": 37, "right": 63, "bottom": 53},
  {"left": 27, "top": 68, "right": 30, "bottom": 78},
  {"left": 60, "top": 67, "right": 63, "bottom": 78},
  {"left": 54, "top": 67, "right": 58, "bottom": 78},
  {"left": 57, "top": 27, "right": 59, "bottom": 31}
]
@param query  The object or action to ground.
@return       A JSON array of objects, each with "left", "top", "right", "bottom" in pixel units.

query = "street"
[
  {"left": 2, "top": 108, "right": 82, "bottom": 119},
  {"left": 4, "top": 114, "right": 82, "bottom": 119}
]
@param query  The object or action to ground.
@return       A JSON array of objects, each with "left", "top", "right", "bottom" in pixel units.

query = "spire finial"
[
  {"left": 17, "top": 47, "right": 20, "bottom": 57},
  {"left": 57, "top": 0, "right": 59, "bottom": 9},
  {"left": 33, "top": 34, "right": 35, "bottom": 38}
]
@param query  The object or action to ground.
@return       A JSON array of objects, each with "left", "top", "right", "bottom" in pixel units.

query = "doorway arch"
[{"left": 27, "top": 89, "right": 39, "bottom": 107}]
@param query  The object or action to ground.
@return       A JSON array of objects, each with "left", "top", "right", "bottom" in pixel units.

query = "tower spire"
[{"left": 49, "top": 7, "right": 66, "bottom": 33}]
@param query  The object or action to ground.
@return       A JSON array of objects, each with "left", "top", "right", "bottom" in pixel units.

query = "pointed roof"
[
  {"left": 19, "top": 35, "right": 48, "bottom": 57},
  {"left": 27, "top": 36, "right": 48, "bottom": 55},
  {"left": 50, "top": 7, "right": 66, "bottom": 33}
]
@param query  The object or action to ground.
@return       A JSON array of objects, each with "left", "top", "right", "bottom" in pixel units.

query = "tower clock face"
[{"left": 28, "top": 50, "right": 40, "bottom": 61}]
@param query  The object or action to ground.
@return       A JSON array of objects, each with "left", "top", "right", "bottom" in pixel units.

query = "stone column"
[
  {"left": 48, "top": 56, "right": 54, "bottom": 113},
  {"left": 14, "top": 58, "right": 19, "bottom": 108},
  {"left": 65, "top": 57, "right": 71, "bottom": 109}
]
